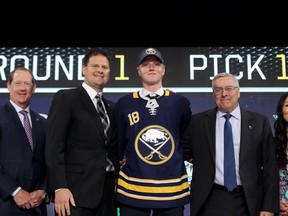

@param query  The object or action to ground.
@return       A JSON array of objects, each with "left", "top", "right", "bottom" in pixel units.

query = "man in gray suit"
[
  {"left": 183, "top": 72, "right": 279, "bottom": 216},
  {"left": 0, "top": 67, "right": 47, "bottom": 216}
]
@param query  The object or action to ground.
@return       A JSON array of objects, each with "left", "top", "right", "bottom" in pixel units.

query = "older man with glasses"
[{"left": 182, "top": 72, "right": 279, "bottom": 216}]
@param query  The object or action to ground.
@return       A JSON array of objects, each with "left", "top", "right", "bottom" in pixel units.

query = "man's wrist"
[{"left": 12, "top": 187, "right": 21, "bottom": 196}]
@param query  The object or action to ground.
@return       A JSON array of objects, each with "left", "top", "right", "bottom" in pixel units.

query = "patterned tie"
[
  {"left": 223, "top": 114, "right": 237, "bottom": 191},
  {"left": 20, "top": 110, "right": 34, "bottom": 151},
  {"left": 95, "top": 94, "right": 114, "bottom": 171},
  {"left": 95, "top": 94, "right": 109, "bottom": 139}
]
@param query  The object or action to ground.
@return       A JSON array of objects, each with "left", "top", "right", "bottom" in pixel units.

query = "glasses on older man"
[{"left": 213, "top": 86, "right": 239, "bottom": 95}]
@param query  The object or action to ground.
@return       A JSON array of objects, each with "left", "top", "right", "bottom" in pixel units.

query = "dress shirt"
[
  {"left": 9, "top": 100, "right": 32, "bottom": 196},
  {"left": 82, "top": 82, "right": 114, "bottom": 172},
  {"left": 139, "top": 87, "right": 164, "bottom": 100},
  {"left": 82, "top": 82, "right": 111, "bottom": 134},
  {"left": 10, "top": 100, "right": 32, "bottom": 128},
  {"left": 214, "top": 105, "right": 241, "bottom": 186}
]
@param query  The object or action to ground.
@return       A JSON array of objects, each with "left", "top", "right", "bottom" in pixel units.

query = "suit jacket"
[
  {"left": 0, "top": 102, "right": 47, "bottom": 216},
  {"left": 45, "top": 86, "right": 119, "bottom": 209},
  {"left": 183, "top": 107, "right": 279, "bottom": 216}
]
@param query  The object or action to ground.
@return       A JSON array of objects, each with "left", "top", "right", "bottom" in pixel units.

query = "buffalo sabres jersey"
[{"left": 115, "top": 89, "right": 192, "bottom": 208}]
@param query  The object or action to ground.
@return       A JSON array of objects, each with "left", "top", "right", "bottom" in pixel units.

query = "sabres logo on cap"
[
  {"left": 138, "top": 47, "right": 164, "bottom": 65},
  {"left": 145, "top": 48, "right": 157, "bottom": 55}
]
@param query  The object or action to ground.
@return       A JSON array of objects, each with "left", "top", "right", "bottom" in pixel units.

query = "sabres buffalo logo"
[{"left": 135, "top": 125, "right": 174, "bottom": 165}]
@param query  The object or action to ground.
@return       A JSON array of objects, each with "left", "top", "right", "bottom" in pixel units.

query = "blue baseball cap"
[{"left": 137, "top": 47, "right": 164, "bottom": 65}]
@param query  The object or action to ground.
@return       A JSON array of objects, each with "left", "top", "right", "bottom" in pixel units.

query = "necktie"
[
  {"left": 95, "top": 94, "right": 109, "bottom": 139},
  {"left": 95, "top": 94, "right": 114, "bottom": 171},
  {"left": 20, "top": 110, "right": 34, "bottom": 151},
  {"left": 223, "top": 114, "right": 237, "bottom": 191}
]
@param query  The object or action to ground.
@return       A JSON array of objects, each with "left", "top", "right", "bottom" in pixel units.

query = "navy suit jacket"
[
  {"left": 45, "top": 86, "right": 119, "bottom": 209},
  {"left": 183, "top": 107, "right": 279, "bottom": 216},
  {"left": 0, "top": 102, "right": 47, "bottom": 216}
]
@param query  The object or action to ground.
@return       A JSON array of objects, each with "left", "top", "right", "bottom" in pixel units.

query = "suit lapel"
[
  {"left": 204, "top": 109, "right": 217, "bottom": 164},
  {"left": 30, "top": 111, "right": 42, "bottom": 151},
  {"left": 77, "top": 86, "right": 106, "bottom": 141},
  {"left": 102, "top": 97, "right": 113, "bottom": 144},
  {"left": 239, "top": 109, "right": 253, "bottom": 165},
  {"left": 7, "top": 103, "right": 34, "bottom": 152}
]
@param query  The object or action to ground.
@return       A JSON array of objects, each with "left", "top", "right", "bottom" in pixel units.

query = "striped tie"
[
  {"left": 20, "top": 110, "right": 34, "bottom": 151},
  {"left": 95, "top": 94, "right": 109, "bottom": 138},
  {"left": 95, "top": 94, "right": 114, "bottom": 171}
]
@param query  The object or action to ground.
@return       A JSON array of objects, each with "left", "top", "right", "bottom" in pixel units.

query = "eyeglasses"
[{"left": 213, "top": 86, "right": 239, "bottom": 95}]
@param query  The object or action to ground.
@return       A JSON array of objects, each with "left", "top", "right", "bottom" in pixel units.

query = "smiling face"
[
  {"left": 213, "top": 76, "right": 240, "bottom": 113},
  {"left": 7, "top": 69, "right": 36, "bottom": 109},
  {"left": 82, "top": 54, "right": 110, "bottom": 92}
]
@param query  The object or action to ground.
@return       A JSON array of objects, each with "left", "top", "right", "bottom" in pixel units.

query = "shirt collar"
[
  {"left": 139, "top": 88, "right": 164, "bottom": 99},
  {"left": 10, "top": 100, "right": 30, "bottom": 114},
  {"left": 82, "top": 82, "right": 102, "bottom": 100},
  {"left": 217, "top": 104, "right": 240, "bottom": 120}
]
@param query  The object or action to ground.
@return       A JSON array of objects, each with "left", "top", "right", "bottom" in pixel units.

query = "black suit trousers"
[
  {"left": 197, "top": 187, "right": 249, "bottom": 216},
  {"left": 62, "top": 171, "right": 117, "bottom": 216}
]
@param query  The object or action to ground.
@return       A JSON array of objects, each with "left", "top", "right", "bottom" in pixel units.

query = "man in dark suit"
[
  {"left": 45, "top": 49, "right": 119, "bottom": 216},
  {"left": 0, "top": 67, "right": 47, "bottom": 216},
  {"left": 183, "top": 72, "right": 279, "bottom": 216}
]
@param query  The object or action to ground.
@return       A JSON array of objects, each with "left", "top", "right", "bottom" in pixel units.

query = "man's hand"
[
  {"left": 54, "top": 188, "right": 76, "bottom": 216},
  {"left": 14, "top": 188, "right": 33, "bottom": 209},
  {"left": 279, "top": 201, "right": 288, "bottom": 215},
  {"left": 29, "top": 189, "right": 46, "bottom": 207}
]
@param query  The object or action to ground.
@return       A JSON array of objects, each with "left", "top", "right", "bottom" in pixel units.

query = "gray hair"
[{"left": 212, "top": 72, "right": 239, "bottom": 89}]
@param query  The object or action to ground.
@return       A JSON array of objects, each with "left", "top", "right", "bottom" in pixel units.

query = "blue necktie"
[{"left": 224, "top": 114, "right": 237, "bottom": 191}]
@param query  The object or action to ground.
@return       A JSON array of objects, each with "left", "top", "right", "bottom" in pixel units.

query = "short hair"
[
  {"left": 8, "top": 67, "right": 35, "bottom": 85},
  {"left": 212, "top": 72, "right": 239, "bottom": 89},
  {"left": 82, "top": 49, "right": 110, "bottom": 67}
]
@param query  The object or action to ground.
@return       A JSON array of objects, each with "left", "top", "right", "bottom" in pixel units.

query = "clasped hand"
[
  {"left": 280, "top": 201, "right": 288, "bottom": 215},
  {"left": 14, "top": 188, "right": 45, "bottom": 209}
]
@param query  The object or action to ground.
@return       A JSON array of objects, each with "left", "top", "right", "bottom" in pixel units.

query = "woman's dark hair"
[{"left": 274, "top": 92, "right": 288, "bottom": 166}]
